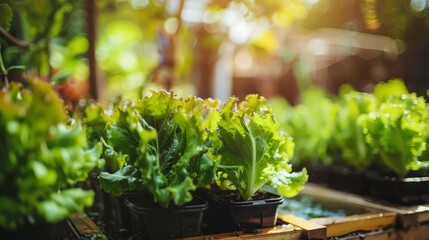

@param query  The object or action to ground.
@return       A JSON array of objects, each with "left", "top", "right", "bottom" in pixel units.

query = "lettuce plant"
[
  {"left": 372, "top": 78, "right": 409, "bottom": 103},
  {"left": 80, "top": 101, "right": 125, "bottom": 173},
  {"left": 331, "top": 88, "right": 378, "bottom": 171},
  {"left": 359, "top": 93, "right": 429, "bottom": 177},
  {"left": 270, "top": 88, "right": 337, "bottom": 166},
  {"left": 99, "top": 90, "right": 219, "bottom": 208},
  {"left": 0, "top": 79, "right": 103, "bottom": 229},
  {"left": 213, "top": 94, "right": 308, "bottom": 201}
]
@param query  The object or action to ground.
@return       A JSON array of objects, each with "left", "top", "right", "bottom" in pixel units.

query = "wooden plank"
[
  {"left": 316, "top": 228, "right": 393, "bottom": 240},
  {"left": 279, "top": 214, "right": 326, "bottom": 239},
  {"left": 67, "top": 212, "right": 105, "bottom": 239},
  {"left": 301, "top": 184, "right": 400, "bottom": 213},
  {"left": 302, "top": 183, "right": 429, "bottom": 229},
  {"left": 362, "top": 230, "right": 391, "bottom": 240},
  {"left": 337, "top": 236, "right": 360, "bottom": 240},
  {"left": 182, "top": 224, "right": 302, "bottom": 240},
  {"left": 396, "top": 205, "right": 429, "bottom": 228},
  {"left": 310, "top": 212, "right": 396, "bottom": 238},
  {"left": 389, "top": 224, "right": 429, "bottom": 240},
  {"left": 416, "top": 207, "right": 429, "bottom": 223}
]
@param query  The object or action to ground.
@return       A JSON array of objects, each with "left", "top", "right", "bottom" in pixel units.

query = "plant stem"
[
  {"left": 243, "top": 119, "right": 256, "bottom": 200},
  {"left": 0, "top": 27, "right": 31, "bottom": 48},
  {"left": 0, "top": 43, "right": 9, "bottom": 89}
]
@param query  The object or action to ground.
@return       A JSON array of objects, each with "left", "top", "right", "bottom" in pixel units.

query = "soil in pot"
[
  {"left": 125, "top": 194, "right": 208, "bottom": 240},
  {"left": 201, "top": 189, "right": 283, "bottom": 234}
]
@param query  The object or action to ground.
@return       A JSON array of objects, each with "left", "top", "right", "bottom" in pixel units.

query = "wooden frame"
[
  {"left": 66, "top": 183, "right": 429, "bottom": 240},
  {"left": 279, "top": 183, "right": 429, "bottom": 239}
]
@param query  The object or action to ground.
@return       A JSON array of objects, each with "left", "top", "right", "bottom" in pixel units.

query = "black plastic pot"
[
  {"left": 301, "top": 163, "right": 366, "bottom": 195},
  {"left": 99, "top": 191, "right": 145, "bottom": 240},
  {"left": 0, "top": 219, "right": 67, "bottom": 240},
  {"left": 201, "top": 190, "right": 283, "bottom": 234},
  {"left": 303, "top": 164, "right": 332, "bottom": 186},
  {"left": 125, "top": 194, "right": 208, "bottom": 240},
  {"left": 110, "top": 192, "right": 137, "bottom": 228},
  {"left": 364, "top": 171, "right": 429, "bottom": 205},
  {"left": 328, "top": 165, "right": 365, "bottom": 195}
]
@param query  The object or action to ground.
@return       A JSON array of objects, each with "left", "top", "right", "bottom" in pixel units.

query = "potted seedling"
[
  {"left": 203, "top": 94, "right": 308, "bottom": 233},
  {"left": 359, "top": 91, "right": 429, "bottom": 204},
  {"left": 98, "top": 90, "right": 219, "bottom": 239},
  {"left": 326, "top": 87, "right": 378, "bottom": 194},
  {"left": 270, "top": 88, "right": 337, "bottom": 186},
  {"left": 78, "top": 101, "right": 132, "bottom": 237},
  {"left": 0, "top": 79, "right": 103, "bottom": 239}
]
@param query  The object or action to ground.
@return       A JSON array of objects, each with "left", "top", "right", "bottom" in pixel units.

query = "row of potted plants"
[
  {"left": 0, "top": 77, "right": 308, "bottom": 239},
  {"left": 0, "top": 79, "right": 104, "bottom": 238},
  {"left": 270, "top": 79, "right": 429, "bottom": 205},
  {"left": 82, "top": 90, "right": 308, "bottom": 239},
  {"left": 4, "top": 76, "right": 427, "bottom": 239}
]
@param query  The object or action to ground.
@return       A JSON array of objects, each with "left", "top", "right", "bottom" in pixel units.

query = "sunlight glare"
[
  {"left": 119, "top": 51, "right": 138, "bottom": 71},
  {"left": 229, "top": 21, "right": 253, "bottom": 44},
  {"left": 235, "top": 49, "right": 253, "bottom": 72},
  {"left": 164, "top": 17, "right": 179, "bottom": 34},
  {"left": 410, "top": 0, "right": 428, "bottom": 12},
  {"left": 308, "top": 38, "right": 328, "bottom": 56},
  {"left": 131, "top": 0, "right": 149, "bottom": 9}
]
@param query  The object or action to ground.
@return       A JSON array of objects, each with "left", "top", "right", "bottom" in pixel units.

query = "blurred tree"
[
  {"left": 0, "top": 0, "right": 90, "bottom": 107},
  {"left": 0, "top": 0, "right": 84, "bottom": 77},
  {"left": 95, "top": 0, "right": 193, "bottom": 99},
  {"left": 1, "top": 0, "right": 313, "bottom": 101}
]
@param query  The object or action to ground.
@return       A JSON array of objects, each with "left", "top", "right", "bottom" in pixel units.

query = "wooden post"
[{"left": 85, "top": 0, "right": 99, "bottom": 100}]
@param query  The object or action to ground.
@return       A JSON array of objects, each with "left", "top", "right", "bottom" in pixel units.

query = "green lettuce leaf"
[
  {"left": 99, "top": 165, "right": 144, "bottom": 196},
  {"left": 214, "top": 94, "right": 307, "bottom": 200},
  {"left": 99, "top": 90, "right": 219, "bottom": 208},
  {"left": 137, "top": 91, "right": 217, "bottom": 207},
  {"left": 36, "top": 188, "right": 94, "bottom": 223},
  {"left": 270, "top": 88, "right": 337, "bottom": 166},
  {"left": 0, "top": 79, "right": 102, "bottom": 229},
  {"left": 0, "top": 3, "right": 13, "bottom": 31},
  {"left": 359, "top": 93, "right": 428, "bottom": 177},
  {"left": 332, "top": 90, "right": 377, "bottom": 171},
  {"left": 373, "top": 79, "right": 409, "bottom": 103}
]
